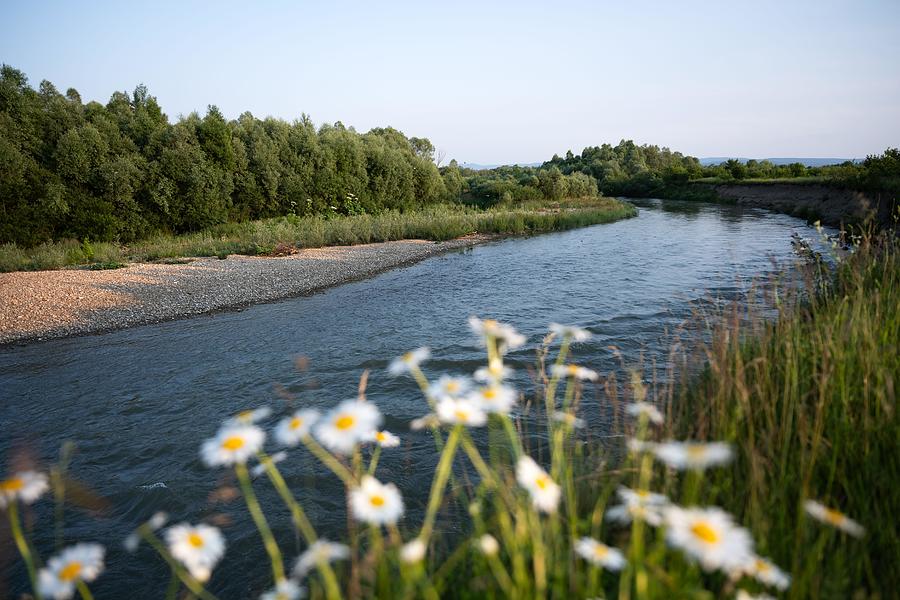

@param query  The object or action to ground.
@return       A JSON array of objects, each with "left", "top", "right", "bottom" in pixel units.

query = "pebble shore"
[{"left": 0, "top": 236, "right": 492, "bottom": 345}]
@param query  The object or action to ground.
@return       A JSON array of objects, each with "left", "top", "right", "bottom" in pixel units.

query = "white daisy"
[
  {"left": 364, "top": 430, "right": 400, "bottom": 448},
  {"left": 428, "top": 375, "right": 471, "bottom": 398},
  {"left": 735, "top": 591, "right": 775, "bottom": 600},
  {"left": 474, "top": 360, "right": 513, "bottom": 383},
  {"left": 478, "top": 534, "right": 499, "bottom": 556},
  {"left": 664, "top": 506, "right": 754, "bottom": 572},
  {"left": 201, "top": 425, "right": 266, "bottom": 467},
  {"left": 388, "top": 347, "right": 430, "bottom": 376},
  {"left": 552, "top": 411, "right": 586, "bottom": 428},
  {"left": 165, "top": 523, "right": 226, "bottom": 582},
  {"left": 549, "top": 323, "right": 592, "bottom": 342},
  {"left": 225, "top": 406, "right": 272, "bottom": 426},
  {"left": 652, "top": 441, "right": 733, "bottom": 471},
  {"left": 314, "top": 400, "right": 382, "bottom": 455},
  {"left": 260, "top": 579, "right": 306, "bottom": 600},
  {"left": 410, "top": 414, "right": 439, "bottom": 431},
  {"left": 550, "top": 364, "right": 599, "bottom": 381},
  {"left": 275, "top": 409, "right": 320, "bottom": 447},
  {"left": 626, "top": 402, "right": 664, "bottom": 425},
  {"left": 0, "top": 470, "right": 49, "bottom": 508},
  {"left": 605, "top": 486, "right": 668, "bottom": 526},
  {"left": 515, "top": 456, "right": 561, "bottom": 514},
  {"left": 803, "top": 500, "right": 864, "bottom": 537},
  {"left": 468, "top": 317, "right": 526, "bottom": 352},
  {"left": 468, "top": 384, "right": 516, "bottom": 415},
  {"left": 740, "top": 555, "right": 791, "bottom": 591},
  {"left": 350, "top": 476, "right": 405, "bottom": 525},
  {"left": 293, "top": 540, "right": 350, "bottom": 578},
  {"left": 37, "top": 543, "right": 105, "bottom": 600},
  {"left": 436, "top": 396, "right": 487, "bottom": 427},
  {"left": 574, "top": 537, "right": 626, "bottom": 570},
  {"left": 400, "top": 538, "right": 426, "bottom": 563},
  {"left": 627, "top": 438, "right": 656, "bottom": 454}
]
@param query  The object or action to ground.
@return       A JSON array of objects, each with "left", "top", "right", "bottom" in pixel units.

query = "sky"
[{"left": 3, "top": 0, "right": 899, "bottom": 164}]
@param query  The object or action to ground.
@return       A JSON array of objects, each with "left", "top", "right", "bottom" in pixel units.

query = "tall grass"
[{"left": 0, "top": 198, "right": 635, "bottom": 272}]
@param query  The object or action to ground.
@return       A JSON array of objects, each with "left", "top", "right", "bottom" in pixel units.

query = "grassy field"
[{"left": 0, "top": 197, "right": 635, "bottom": 272}]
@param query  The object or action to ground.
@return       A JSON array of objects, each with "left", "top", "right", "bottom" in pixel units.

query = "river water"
[{"left": 0, "top": 199, "right": 825, "bottom": 597}]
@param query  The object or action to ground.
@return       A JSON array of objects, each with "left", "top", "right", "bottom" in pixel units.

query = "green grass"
[{"left": 0, "top": 198, "right": 636, "bottom": 272}]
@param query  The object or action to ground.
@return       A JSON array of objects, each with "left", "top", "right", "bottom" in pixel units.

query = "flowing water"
[{"left": 0, "top": 199, "right": 829, "bottom": 597}]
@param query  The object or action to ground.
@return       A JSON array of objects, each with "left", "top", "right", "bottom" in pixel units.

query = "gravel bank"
[{"left": 0, "top": 236, "right": 493, "bottom": 345}]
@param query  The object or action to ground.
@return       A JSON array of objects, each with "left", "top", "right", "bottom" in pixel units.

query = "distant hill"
[
  {"left": 460, "top": 162, "right": 543, "bottom": 170},
  {"left": 699, "top": 157, "right": 861, "bottom": 167}
]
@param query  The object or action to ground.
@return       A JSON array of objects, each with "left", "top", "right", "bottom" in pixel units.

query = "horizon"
[{"left": 3, "top": 0, "right": 899, "bottom": 164}]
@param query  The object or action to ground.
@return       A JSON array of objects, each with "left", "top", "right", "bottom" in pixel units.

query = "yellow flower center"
[
  {"left": 690, "top": 521, "right": 720, "bottom": 544},
  {"left": 222, "top": 436, "right": 245, "bottom": 451},
  {"left": 370, "top": 494, "right": 385, "bottom": 507},
  {"left": 593, "top": 545, "right": 609, "bottom": 559},
  {"left": 237, "top": 410, "right": 253, "bottom": 422},
  {"left": 188, "top": 532, "right": 205, "bottom": 548},
  {"left": 483, "top": 388, "right": 497, "bottom": 400},
  {"left": 0, "top": 477, "right": 24, "bottom": 493},
  {"left": 483, "top": 319, "right": 498, "bottom": 328},
  {"left": 637, "top": 490, "right": 649, "bottom": 499},
  {"left": 335, "top": 415, "right": 355, "bottom": 430},
  {"left": 454, "top": 410, "right": 469, "bottom": 422},
  {"left": 823, "top": 508, "right": 846, "bottom": 526},
  {"left": 686, "top": 446, "right": 707, "bottom": 459},
  {"left": 376, "top": 432, "right": 386, "bottom": 442},
  {"left": 290, "top": 417, "right": 303, "bottom": 430},
  {"left": 535, "top": 475, "right": 549, "bottom": 490},
  {"left": 446, "top": 381, "right": 460, "bottom": 393},
  {"left": 567, "top": 365, "right": 579, "bottom": 376},
  {"left": 59, "top": 561, "right": 82, "bottom": 582},
  {"left": 755, "top": 559, "right": 770, "bottom": 572},
  {"left": 402, "top": 352, "right": 413, "bottom": 362}
]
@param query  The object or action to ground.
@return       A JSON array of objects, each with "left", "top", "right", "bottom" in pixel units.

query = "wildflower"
[
  {"left": 428, "top": 375, "right": 471, "bottom": 398},
  {"left": 739, "top": 555, "right": 791, "bottom": 591},
  {"left": 664, "top": 506, "right": 754, "bottom": 572},
  {"left": 735, "top": 591, "right": 775, "bottom": 600},
  {"left": 388, "top": 347, "right": 430, "bottom": 376},
  {"left": 225, "top": 406, "right": 272, "bottom": 426},
  {"left": 251, "top": 451, "right": 287, "bottom": 478},
  {"left": 314, "top": 400, "right": 382, "bottom": 455},
  {"left": 124, "top": 511, "right": 169, "bottom": 552},
  {"left": 400, "top": 539, "right": 427, "bottom": 563},
  {"left": 37, "top": 543, "right": 105, "bottom": 600},
  {"left": 479, "top": 534, "right": 499, "bottom": 556},
  {"left": 803, "top": 500, "right": 864, "bottom": 537},
  {"left": 410, "top": 414, "right": 439, "bottom": 430},
  {"left": 275, "top": 409, "right": 320, "bottom": 447},
  {"left": 551, "top": 364, "right": 599, "bottom": 381},
  {"left": 549, "top": 323, "right": 592, "bottom": 342},
  {"left": 260, "top": 579, "right": 306, "bottom": 600},
  {"left": 468, "top": 316, "right": 526, "bottom": 351},
  {"left": 574, "top": 537, "right": 626, "bottom": 570},
  {"left": 0, "top": 470, "right": 49, "bottom": 508},
  {"left": 468, "top": 384, "right": 516, "bottom": 414},
  {"left": 201, "top": 425, "right": 265, "bottom": 467},
  {"left": 626, "top": 402, "right": 664, "bottom": 425},
  {"left": 627, "top": 438, "right": 655, "bottom": 454},
  {"left": 652, "top": 441, "right": 733, "bottom": 470},
  {"left": 605, "top": 486, "right": 668, "bottom": 526},
  {"left": 350, "top": 476, "right": 404, "bottom": 525},
  {"left": 165, "top": 523, "right": 226, "bottom": 582},
  {"left": 474, "top": 360, "right": 513, "bottom": 383},
  {"left": 436, "top": 396, "right": 487, "bottom": 427},
  {"left": 293, "top": 540, "right": 350, "bottom": 578},
  {"left": 553, "top": 411, "right": 586, "bottom": 428},
  {"left": 516, "top": 456, "right": 561, "bottom": 514},
  {"left": 364, "top": 430, "right": 400, "bottom": 448}
]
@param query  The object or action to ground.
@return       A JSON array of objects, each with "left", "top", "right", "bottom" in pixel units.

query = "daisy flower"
[
  {"left": 740, "top": 555, "right": 791, "bottom": 590},
  {"left": 516, "top": 456, "right": 561, "bottom": 514},
  {"left": 574, "top": 537, "right": 626, "bottom": 570},
  {"left": 468, "top": 384, "right": 516, "bottom": 414},
  {"left": 260, "top": 579, "right": 306, "bottom": 600},
  {"left": 468, "top": 317, "right": 526, "bottom": 352},
  {"left": 0, "top": 470, "right": 49, "bottom": 508},
  {"left": 803, "top": 500, "right": 864, "bottom": 537},
  {"left": 350, "top": 476, "right": 405, "bottom": 525},
  {"left": 314, "top": 400, "right": 382, "bottom": 455},
  {"left": 553, "top": 411, "right": 586, "bottom": 428},
  {"left": 293, "top": 540, "right": 350, "bottom": 578},
  {"left": 436, "top": 396, "right": 487, "bottom": 427},
  {"left": 549, "top": 323, "right": 592, "bottom": 342},
  {"left": 605, "top": 486, "right": 668, "bottom": 526},
  {"left": 201, "top": 425, "right": 266, "bottom": 467},
  {"left": 550, "top": 364, "right": 599, "bottom": 382},
  {"left": 364, "top": 430, "right": 400, "bottom": 448},
  {"left": 627, "top": 438, "right": 656, "bottom": 454},
  {"left": 735, "top": 591, "right": 775, "bottom": 600},
  {"left": 626, "top": 402, "right": 664, "bottom": 425},
  {"left": 400, "top": 539, "right": 426, "bottom": 563},
  {"left": 410, "top": 414, "right": 439, "bottom": 430},
  {"left": 478, "top": 534, "right": 499, "bottom": 556},
  {"left": 225, "top": 406, "right": 272, "bottom": 426},
  {"left": 474, "top": 359, "right": 513, "bottom": 383},
  {"left": 428, "top": 375, "right": 471, "bottom": 398},
  {"left": 165, "top": 523, "right": 225, "bottom": 583},
  {"left": 388, "top": 347, "right": 430, "bottom": 376},
  {"left": 664, "top": 506, "right": 754, "bottom": 572},
  {"left": 652, "top": 441, "right": 733, "bottom": 471},
  {"left": 38, "top": 543, "right": 105, "bottom": 600},
  {"left": 275, "top": 409, "right": 320, "bottom": 447}
]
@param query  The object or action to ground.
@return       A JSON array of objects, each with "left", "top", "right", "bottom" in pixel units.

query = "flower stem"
[
  {"left": 418, "top": 426, "right": 462, "bottom": 543},
  {"left": 76, "top": 580, "right": 95, "bottom": 600},
  {"left": 8, "top": 501, "right": 41, "bottom": 600},
  {"left": 235, "top": 462, "right": 286, "bottom": 584},
  {"left": 301, "top": 435, "right": 357, "bottom": 487},
  {"left": 139, "top": 527, "right": 219, "bottom": 600}
]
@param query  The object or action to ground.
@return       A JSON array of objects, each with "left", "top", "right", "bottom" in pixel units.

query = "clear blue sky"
[{"left": 3, "top": 0, "right": 899, "bottom": 164}]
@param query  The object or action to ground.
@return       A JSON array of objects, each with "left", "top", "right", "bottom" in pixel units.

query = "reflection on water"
[{"left": 0, "top": 200, "right": 826, "bottom": 598}]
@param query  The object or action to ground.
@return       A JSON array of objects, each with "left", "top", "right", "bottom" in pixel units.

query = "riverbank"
[{"left": 0, "top": 236, "right": 495, "bottom": 345}]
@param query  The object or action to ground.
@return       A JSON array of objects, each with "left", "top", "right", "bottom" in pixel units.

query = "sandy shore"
[{"left": 0, "top": 236, "right": 493, "bottom": 345}]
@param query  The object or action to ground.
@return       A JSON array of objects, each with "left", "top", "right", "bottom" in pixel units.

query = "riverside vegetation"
[{"left": 3, "top": 223, "right": 897, "bottom": 599}]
